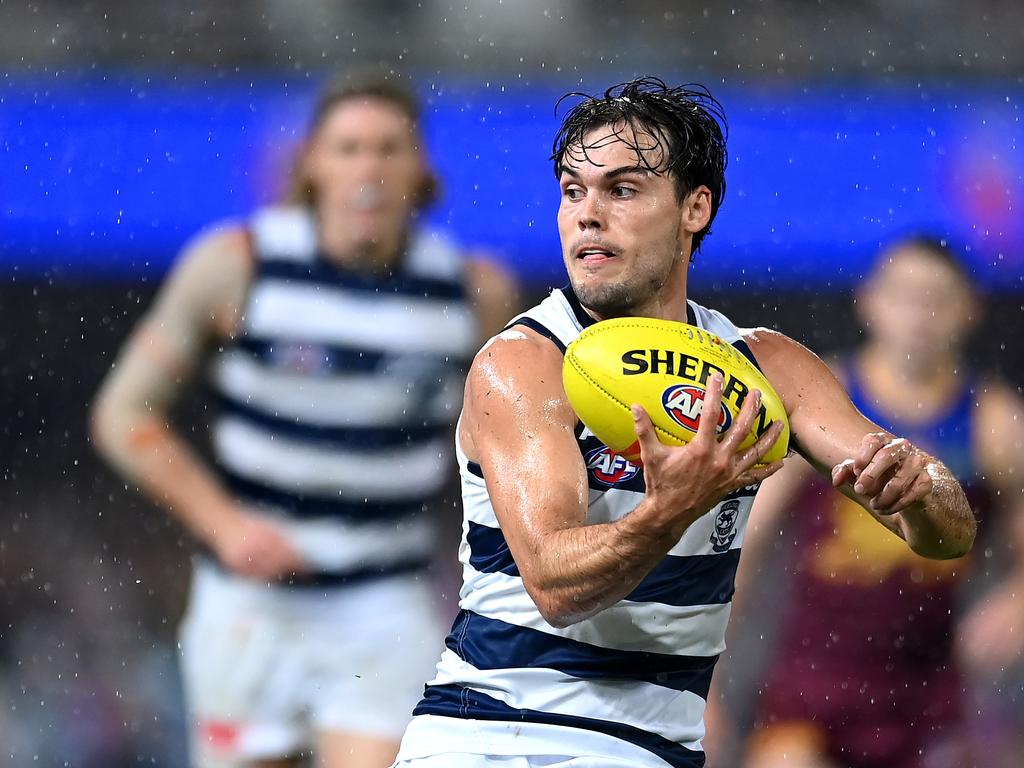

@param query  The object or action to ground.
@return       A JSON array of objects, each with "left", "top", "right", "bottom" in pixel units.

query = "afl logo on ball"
[
  {"left": 584, "top": 445, "right": 640, "bottom": 486},
  {"left": 662, "top": 384, "right": 733, "bottom": 434}
]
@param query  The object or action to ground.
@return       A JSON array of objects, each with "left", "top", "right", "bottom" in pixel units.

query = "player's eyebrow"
[{"left": 557, "top": 164, "right": 651, "bottom": 181}]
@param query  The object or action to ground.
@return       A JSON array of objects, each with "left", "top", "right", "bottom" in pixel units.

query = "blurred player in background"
[
  {"left": 91, "top": 72, "right": 518, "bottom": 768},
  {"left": 733, "top": 235, "right": 1024, "bottom": 768}
]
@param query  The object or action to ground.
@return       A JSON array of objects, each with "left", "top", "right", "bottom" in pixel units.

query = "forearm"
[
  {"left": 894, "top": 461, "right": 976, "bottom": 559},
  {"left": 524, "top": 499, "right": 681, "bottom": 627},
  {"left": 92, "top": 407, "right": 237, "bottom": 546}
]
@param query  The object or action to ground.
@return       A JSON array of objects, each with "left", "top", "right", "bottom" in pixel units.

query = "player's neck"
[{"left": 857, "top": 344, "right": 963, "bottom": 418}]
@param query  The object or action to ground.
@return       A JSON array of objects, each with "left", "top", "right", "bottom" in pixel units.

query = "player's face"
[
  {"left": 304, "top": 98, "right": 425, "bottom": 247},
  {"left": 860, "top": 245, "right": 976, "bottom": 364},
  {"left": 557, "top": 123, "right": 708, "bottom": 319}
]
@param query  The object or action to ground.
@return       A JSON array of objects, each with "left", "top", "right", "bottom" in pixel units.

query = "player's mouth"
[
  {"left": 352, "top": 187, "right": 386, "bottom": 213},
  {"left": 575, "top": 245, "right": 619, "bottom": 265}
]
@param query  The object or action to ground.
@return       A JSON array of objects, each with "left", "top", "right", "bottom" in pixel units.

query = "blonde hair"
[{"left": 286, "top": 71, "right": 439, "bottom": 209}]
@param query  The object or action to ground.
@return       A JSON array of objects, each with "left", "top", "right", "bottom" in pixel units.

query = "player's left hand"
[{"left": 831, "top": 432, "right": 933, "bottom": 515}]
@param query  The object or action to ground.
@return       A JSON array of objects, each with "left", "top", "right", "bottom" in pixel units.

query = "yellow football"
[{"left": 562, "top": 317, "right": 790, "bottom": 465}]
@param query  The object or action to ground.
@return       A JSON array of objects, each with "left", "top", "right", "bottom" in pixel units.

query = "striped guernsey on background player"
[{"left": 209, "top": 205, "right": 474, "bottom": 582}]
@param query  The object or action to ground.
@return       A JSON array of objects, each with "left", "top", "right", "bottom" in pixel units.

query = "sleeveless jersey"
[
  {"left": 756, "top": 358, "right": 984, "bottom": 740},
  {"left": 206, "top": 206, "right": 477, "bottom": 585},
  {"left": 407, "top": 287, "right": 763, "bottom": 768}
]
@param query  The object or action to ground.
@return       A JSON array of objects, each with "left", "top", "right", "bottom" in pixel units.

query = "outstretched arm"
[
  {"left": 747, "top": 329, "right": 975, "bottom": 560},
  {"left": 462, "top": 328, "right": 783, "bottom": 628}
]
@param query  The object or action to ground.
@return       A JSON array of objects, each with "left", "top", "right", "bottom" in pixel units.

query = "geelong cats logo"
[{"left": 710, "top": 499, "right": 740, "bottom": 553}]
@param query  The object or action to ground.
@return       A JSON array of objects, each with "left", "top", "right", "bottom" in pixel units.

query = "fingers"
[
  {"left": 632, "top": 404, "right": 664, "bottom": 465},
  {"left": 734, "top": 459, "right": 784, "bottom": 488},
  {"left": 696, "top": 373, "right": 726, "bottom": 440},
  {"left": 735, "top": 417, "right": 784, "bottom": 470},
  {"left": 834, "top": 435, "right": 933, "bottom": 515},
  {"left": 832, "top": 459, "right": 857, "bottom": 488},
  {"left": 869, "top": 452, "right": 925, "bottom": 511},
  {"left": 854, "top": 437, "right": 909, "bottom": 496},
  {"left": 884, "top": 469, "right": 933, "bottom": 515},
  {"left": 854, "top": 433, "right": 888, "bottom": 472},
  {"left": 721, "top": 388, "right": 762, "bottom": 452}
]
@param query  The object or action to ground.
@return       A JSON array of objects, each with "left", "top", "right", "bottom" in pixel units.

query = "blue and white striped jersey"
[
  {"left": 404, "top": 286, "right": 761, "bottom": 768},
  {"left": 207, "top": 206, "right": 477, "bottom": 585}
]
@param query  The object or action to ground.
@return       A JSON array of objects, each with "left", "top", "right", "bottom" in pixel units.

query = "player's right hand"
[
  {"left": 210, "top": 507, "right": 307, "bottom": 580},
  {"left": 631, "top": 372, "right": 785, "bottom": 533}
]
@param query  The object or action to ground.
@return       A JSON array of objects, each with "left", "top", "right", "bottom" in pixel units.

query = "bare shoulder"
[
  {"left": 462, "top": 326, "right": 577, "bottom": 459},
  {"left": 151, "top": 221, "right": 254, "bottom": 339},
  {"left": 466, "top": 325, "right": 572, "bottom": 418},
  {"left": 174, "top": 223, "right": 253, "bottom": 296}
]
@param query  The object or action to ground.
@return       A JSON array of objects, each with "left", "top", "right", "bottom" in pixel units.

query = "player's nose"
[{"left": 576, "top": 193, "right": 605, "bottom": 231}]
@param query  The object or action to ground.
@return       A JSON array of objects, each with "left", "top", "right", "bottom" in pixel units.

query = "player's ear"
[{"left": 680, "top": 185, "right": 713, "bottom": 236}]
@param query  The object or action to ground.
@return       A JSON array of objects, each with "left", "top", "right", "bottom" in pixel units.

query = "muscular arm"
[
  {"left": 462, "top": 329, "right": 782, "bottom": 628},
  {"left": 748, "top": 329, "right": 975, "bottom": 560},
  {"left": 90, "top": 226, "right": 298, "bottom": 573}
]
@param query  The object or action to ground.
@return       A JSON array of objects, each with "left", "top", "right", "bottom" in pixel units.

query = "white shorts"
[
  {"left": 395, "top": 756, "right": 649, "bottom": 767},
  {"left": 179, "top": 562, "right": 448, "bottom": 766},
  {"left": 394, "top": 715, "right": 688, "bottom": 768}
]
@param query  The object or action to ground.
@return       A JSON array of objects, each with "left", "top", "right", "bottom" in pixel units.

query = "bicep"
[
  {"left": 97, "top": 227, "right": 251, "bottom": 413},
  {"left": 464, "top": 333, "right": 588, "bottom": 571},
  {"left": 748, "top": 330, "right": 911, "bottom": 534},
  {"left": 749, "top": 329, "right": 885, "bottom": 474}
]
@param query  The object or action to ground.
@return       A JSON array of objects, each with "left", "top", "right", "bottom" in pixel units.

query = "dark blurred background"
[{"left": 2, "top": 1, "right": 1023, "bottom": 766}]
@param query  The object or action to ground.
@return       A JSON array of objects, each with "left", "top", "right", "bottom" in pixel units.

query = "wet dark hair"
[
  {"left": 551, "top": 77, "right": 728, "bottom": 253},
  {"left": 878, "top": 233, "right": 975, "bottom": 289},
  {"left": 287, "top": 69, "right": 438, "bottom": 208}
]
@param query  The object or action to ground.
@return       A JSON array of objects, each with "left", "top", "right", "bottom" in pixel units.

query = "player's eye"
[
  {"left": 611, "top": 185, "right": 636, "bottom": 199},
  {"left": 379, "top": 140, "right": 401, "bottom": 158},
  {"left": 335, "top": 139, "right": 359, "bottom": 156},
  {"left": 563, "top": 186, "right": 585, "bottom": 201}
]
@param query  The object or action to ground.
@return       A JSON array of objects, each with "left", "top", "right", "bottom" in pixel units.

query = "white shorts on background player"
[{"left": 179, "top": 561, "right": 447, "bottom": 766}]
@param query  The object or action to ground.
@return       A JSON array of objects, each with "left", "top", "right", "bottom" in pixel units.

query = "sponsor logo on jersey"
[
  {"left": 662, "top": 384, "right": 733, "bottom": 433},
  {"left": 710, "top": 499, "right": 740, "bottom": 552},
  {"left": 584, "top": 445, "right": 641, "bottom": 486}
]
